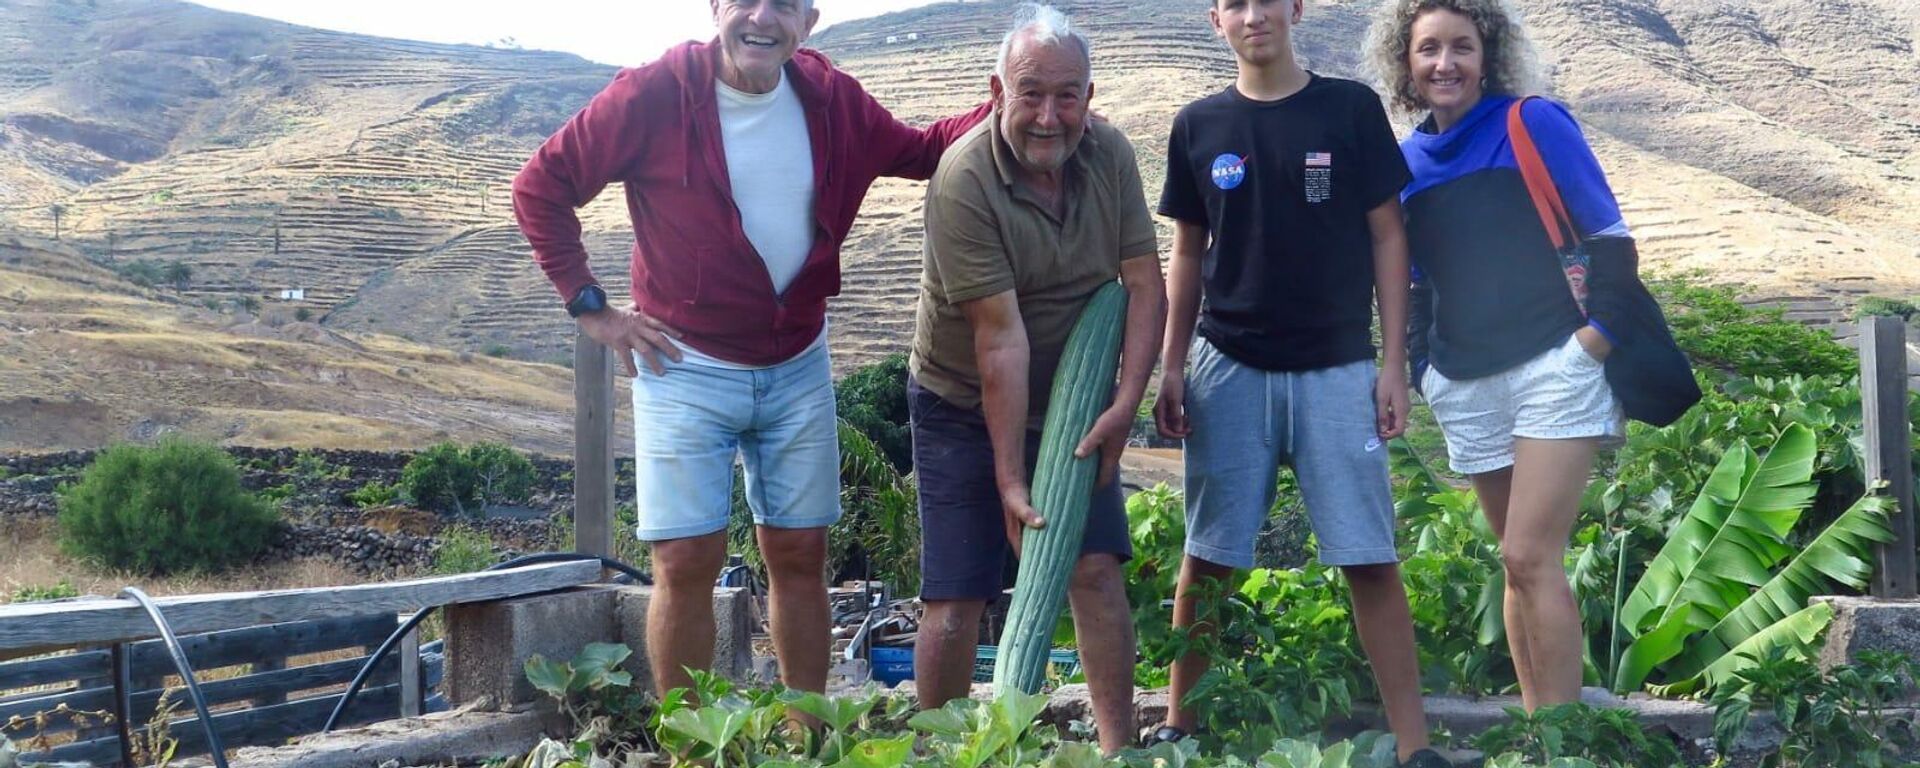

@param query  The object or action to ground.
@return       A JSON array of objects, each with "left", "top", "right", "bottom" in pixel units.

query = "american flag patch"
[{"left": 1305, "top": 152, "right": 1332, "bottom": 167}]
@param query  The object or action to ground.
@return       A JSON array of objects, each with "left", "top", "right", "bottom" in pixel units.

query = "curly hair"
[{"left": 1364, "top": 0, "right": 1545, "bottom": 117}]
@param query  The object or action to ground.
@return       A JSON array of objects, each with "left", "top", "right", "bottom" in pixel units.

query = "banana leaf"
[
  {"left": 1649, "top": 602, "right": 1833, "bottom": 697},
  {"left": 1618, "top": 425, "right": 1817, "bottom": 638},
  {"left": 1665, "top": 494, "right": 1893, "bottom": 679}
]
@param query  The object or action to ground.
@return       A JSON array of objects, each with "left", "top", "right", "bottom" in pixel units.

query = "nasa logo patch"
[{"left": 1211, "top": 153, "right": 1248, "bottom": 191}]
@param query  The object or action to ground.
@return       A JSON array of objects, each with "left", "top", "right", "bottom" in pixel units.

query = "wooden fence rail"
[
  {"left": 0, "top": 616, "right": 446, "bottom": 766},
  {"left": 0, "top": 560, "right": 598, "bottom": 766},
  {"left": 0, "top": 560, "right": 600, "bottom": 658}
]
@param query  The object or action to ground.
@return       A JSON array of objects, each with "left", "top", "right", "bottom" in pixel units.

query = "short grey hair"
[{"left": 995, "top": 3, "right": 1092, "bottom": 80}]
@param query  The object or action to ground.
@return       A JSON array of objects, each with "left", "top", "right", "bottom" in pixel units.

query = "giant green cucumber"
[{"left": 992, "top": 280, "right": 1128, "bottom": 695}]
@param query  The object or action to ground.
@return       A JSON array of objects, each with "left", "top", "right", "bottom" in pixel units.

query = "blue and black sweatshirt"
[{"left": 1401, "top": 95, "right": 1639, "bottom": 386}]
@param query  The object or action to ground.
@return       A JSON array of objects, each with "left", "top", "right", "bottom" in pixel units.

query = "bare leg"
[
  {"left": 1165, "top": 554, "right": 1234, "bottom": 732},
  {"left": 1500, "top": 438, "right": 1598, "bottom": 708},
  {"left": 915, "top": 599, "right": 987, "bottom": 710},
  {"left": 1067, "top": 553, "right": 1135, "bottom": 755},
  {"left": 647, "top": 532, "right": 727, "bottom": 695},
  {"left": 1470, "top": 468, "right": 1536, "bottom": 708},
  {"left": 1343, "top": 563, "right": 1432, "bottom": 760},
  {"left": 756, "top": 526, "right": 831, "bottom": 694}
]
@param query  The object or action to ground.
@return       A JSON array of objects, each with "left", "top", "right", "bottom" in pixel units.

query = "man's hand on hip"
[{"left": 578, "top": 306, "right": 684, "bottom": 377}]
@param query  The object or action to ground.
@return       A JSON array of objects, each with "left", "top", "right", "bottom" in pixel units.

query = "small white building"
[
  {"left": 906, "top": 32, "right": 921, "bottom": 41},
  {"left": 886, "top": 34, "right": 899, "bottom": 44},
  {"left": 278, "top": 288, "right": 306, "bottom": 301}
]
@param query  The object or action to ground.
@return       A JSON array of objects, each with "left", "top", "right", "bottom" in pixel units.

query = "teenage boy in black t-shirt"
[{"left": 1147, "top": 2, "right": 1443, "bottom": 765}]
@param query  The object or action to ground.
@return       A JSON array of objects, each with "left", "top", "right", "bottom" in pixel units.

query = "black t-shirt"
[{"left": 1159, "top": 74, "right": 1412, "bottom": 371}]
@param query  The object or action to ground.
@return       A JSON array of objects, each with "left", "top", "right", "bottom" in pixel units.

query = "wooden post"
[
  {"left": 398, "top": 614, "right": 423, "bottom": 718},
  {"left": 1863, "top": 316, "right": 1918, "bottom": 598},
  {"left": 574, "top": 330, "right": 616, "bottom": 559}
]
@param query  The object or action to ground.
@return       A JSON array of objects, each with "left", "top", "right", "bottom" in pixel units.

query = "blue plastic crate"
[{"left": 971, "top": 645, "right": 1081, "bottom": 684}]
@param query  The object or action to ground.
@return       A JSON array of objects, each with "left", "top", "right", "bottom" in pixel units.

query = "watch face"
[{"left": 570, "top": 286, "right": 606, "bottom": 316}]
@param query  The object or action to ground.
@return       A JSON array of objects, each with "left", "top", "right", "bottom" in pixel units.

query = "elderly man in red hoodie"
[{"left": 512, "top": 0, "right": 985, "bottom": 697}]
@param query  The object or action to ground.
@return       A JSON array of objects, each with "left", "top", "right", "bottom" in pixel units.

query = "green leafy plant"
[
  {"left": 347, "top": 480, "right": 399, "bottom": 508},
  {"left": 57, "top": 438, "right": 279, "bottom": 575},
  {"left": 401, "top": 441, "right": 535, "bottom": 516},
  {"left": 7, "top": 581, "right": 79, "bottom": 603},
  {"left": 829, "top": 419, "right": 921, "bottom": 594},
  {"left": 1648, "top": 275, "right": 1854, "bottom": 380},
  {"left": 1171, "top": 565, "right": 1371, "bottom": 756},
  {"left": 1712, "top": 649, "right": 1920, "bottom": 767},
  {"left": 1475, "top": 703, "right": 1682, "bottom": 767},
  {"left": 526, "top": 643, "right": 636, "bottom": 727},
  {"left": 1855, "top": 296, "right": 1918, "bottom": 321},
  {"left": 1613, "top": 425, "right": 1895, "bottom": 694},
  {"left": 431, "top": 525, "right": 498, "bottom": 575},
  {"left": 834, "top": 353, "right": 913, "bottom": 473},
  {"left": 291, "top": 450, "right": 348, "bottom": 481}
]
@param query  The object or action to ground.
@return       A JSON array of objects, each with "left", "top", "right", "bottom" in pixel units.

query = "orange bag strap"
[{"left": 1506, "top": 97, "right": 1580, "bottom": 251}]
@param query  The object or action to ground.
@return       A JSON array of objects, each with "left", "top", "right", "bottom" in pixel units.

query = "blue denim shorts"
[
  {"left": 627, "top": 344, "right": 841, "bottom": 541},
  {"left": 1181, "top": 338, "right": 1399, "bottom": 568}
]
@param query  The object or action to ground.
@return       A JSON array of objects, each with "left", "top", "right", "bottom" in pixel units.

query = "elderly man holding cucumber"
[{"left": 906, "top": 3, "right": 1166, "bottom": 754}]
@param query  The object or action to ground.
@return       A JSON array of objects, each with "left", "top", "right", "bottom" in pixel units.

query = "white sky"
[{"left": 189, "top": 1, "right": 947, "bottom": 66}]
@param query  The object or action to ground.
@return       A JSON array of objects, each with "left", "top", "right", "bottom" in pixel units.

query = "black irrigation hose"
[
  {"left": 120, "top": 587, "right": 230, "bottom": 768},
  {"left": 321, "top": 553, "right": 652, "bottom": 734}
]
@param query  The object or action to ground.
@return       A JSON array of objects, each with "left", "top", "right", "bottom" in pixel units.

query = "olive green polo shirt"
[{"left": 909, "top": 116, "right": 1158, "bottom": 424}]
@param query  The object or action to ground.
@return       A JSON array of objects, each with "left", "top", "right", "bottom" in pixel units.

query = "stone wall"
[{"left": 1, "top": 445, "right": 600, "bottom": 575}]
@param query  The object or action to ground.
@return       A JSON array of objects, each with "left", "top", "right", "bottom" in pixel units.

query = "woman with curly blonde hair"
[{"left": 1367, "top": 0, "right": 1690, "bottom": 710}]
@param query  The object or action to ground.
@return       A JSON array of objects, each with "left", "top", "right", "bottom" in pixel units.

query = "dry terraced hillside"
[
  {"left": 0, "top": 232, "right": 631, "bottom": 453},
  {"left": 0, "top": 0, "right": 1917, "bottom": 450}
]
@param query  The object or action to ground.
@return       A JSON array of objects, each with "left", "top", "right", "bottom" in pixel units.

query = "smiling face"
[
  {"left": 1407, "top": 8, "right": 1486, "bottom": 124},
  {"left": 990, "top": 31, "right": 1093, "bottom": 176},
  {"left": 711, "top": 0, "right": 819, "bottom": 93},
  {"left": 1211, "top": 0, "right": 1303, "bottom": 67}
]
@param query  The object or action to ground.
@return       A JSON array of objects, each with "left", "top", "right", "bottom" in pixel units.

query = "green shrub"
[
  {"left": 432, "top": 525, "right": 499, "bottom": 574},
  {"left": 1855, "top": 295, "right": 1918, "bottom": 321},
  {"left": 57, "top": 439, "right": 279, "bottom": 575},
  {"left": 258, "top": 481, "right": 297, "bottom": 506},
  {"left": 291, "top": 450, "right": 348, "bottom": 481},
  {"left": 482, "top": 343, "right": 513, "bottom": 358},
  {"left": 1648, "top": 276, "right": 1854, "bottom": 380},
  {"left": 834, "top": 353, "right": 912, "bottom": 473},
  {"left": 1476, "top": 702, "right": 1683, "bottom": 767},
  {"left": 401, "top": 441, "right": 535, "bottom": 516},
  {"left": 9, "top": 580, "right": 80, "bottom": 603},
  {"left": 348, "top": 480, "right": 399, "bottom": 508}
]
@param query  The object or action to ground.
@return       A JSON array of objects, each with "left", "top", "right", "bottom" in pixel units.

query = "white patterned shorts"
[{"left": 1422, "top": 332, "right": 1626, "bottom": 476}]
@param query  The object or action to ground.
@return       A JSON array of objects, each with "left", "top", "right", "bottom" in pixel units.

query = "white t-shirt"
[{"left": 677, "top": 70, "right": 826, "bottom": 370}]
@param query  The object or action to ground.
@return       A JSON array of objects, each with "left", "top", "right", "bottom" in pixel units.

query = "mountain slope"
[{"left": 0, "top": 0, "right": 1914, "bottom": 453}]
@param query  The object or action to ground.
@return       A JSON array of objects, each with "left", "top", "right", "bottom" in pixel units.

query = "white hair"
[{"left": 995, "top": 3, "right": 1092, "bottom": 79}]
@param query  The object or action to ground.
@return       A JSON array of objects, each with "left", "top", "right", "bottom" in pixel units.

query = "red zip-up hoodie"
[{"left": 513, "top": 40, "right": 988, "bottom": 366}]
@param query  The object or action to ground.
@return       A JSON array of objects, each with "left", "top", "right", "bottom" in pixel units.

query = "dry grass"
[
  {"left": 1, "top": 515, "right": 406, "bottom": 752},
  {"left": 0, "top": 516, "right": 374, "bottom": 604}
]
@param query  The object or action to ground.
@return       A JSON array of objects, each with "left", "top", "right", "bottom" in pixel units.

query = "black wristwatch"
[{"left": 566, "top": 284, "right": 607, "bottom": 318}]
